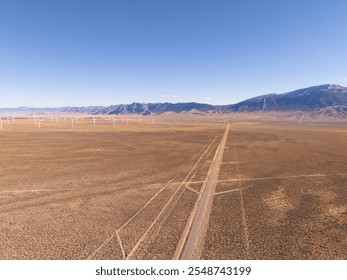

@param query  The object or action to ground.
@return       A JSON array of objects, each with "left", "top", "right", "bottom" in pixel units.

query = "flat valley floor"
[{"left": 0, "top": 118, "right": 346, "bottom": 259}]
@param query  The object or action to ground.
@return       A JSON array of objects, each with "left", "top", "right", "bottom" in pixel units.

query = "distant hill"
[
  {"left": 98, "top": 102, "right": 215, "bottom": 115},
  {"left": 1, "top": 84, "right": 346, "bottom": 116},
  {"left": 223, "top": 84, "right": 347, "bottom": 112},
  {"left": 0, "top": 102, "right": 216, "bottom": 115},
  {"left": 0, "top": 106, "right": 104, "bottom": 114}
]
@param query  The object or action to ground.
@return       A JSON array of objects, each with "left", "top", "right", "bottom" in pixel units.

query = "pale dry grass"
[
  {"left": 1, "top": 117, "right": 346, "bottom": 259},
  {"left": 0, "top": 118, "right": 223, "bottom": 259},
  {"left": 203, "top": 123, "right": 347, "bottom": 259}
]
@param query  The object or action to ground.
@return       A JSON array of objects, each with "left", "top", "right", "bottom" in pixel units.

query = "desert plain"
[{"left": 0, "top": 115, "right": 346, "bottom": 259}]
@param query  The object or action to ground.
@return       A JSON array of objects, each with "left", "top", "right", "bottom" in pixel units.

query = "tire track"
[
  {"left": 218, "top": 173, "right": 331, "bottom": 182},
  {"left": 124, "top": 135, "right": 218, "bottom": 259},
  {"left": 86, "top": 135, "right": 218, "bottom": 259},
  {"left": 233, "top": 136, "right": 251, "bottom": 256}
]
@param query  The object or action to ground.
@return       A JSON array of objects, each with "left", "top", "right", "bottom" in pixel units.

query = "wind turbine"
[
  {"left": 0, "top": 117, "right": 3, "bottom": 130},
  {"left": 93, "top": 117, "right": 96, "bottom": 126}
]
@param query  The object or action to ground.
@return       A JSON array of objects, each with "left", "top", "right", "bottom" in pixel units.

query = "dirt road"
[{"left": 179, "top": 123, "right": 230, "bottom": 259}]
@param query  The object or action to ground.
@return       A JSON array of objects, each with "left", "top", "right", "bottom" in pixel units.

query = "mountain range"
[
  {"left": 1, "top": 84, "right": 346, "bottom": 116},
  {"left": 223, "top": 84, "right": 347, "bottom": 112}
]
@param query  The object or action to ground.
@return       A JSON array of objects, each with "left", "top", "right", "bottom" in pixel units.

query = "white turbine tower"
[
  {"left": 151, "top": 116, "right": 154, "bottom": 125},
  {"left": 0, "top": 117, "right": 3, "bottom": 131},
  {"left": 113, "top": 118, "right": 116, "bottom": 126},
  {"left": 126, "top": 117, "right": 129, "bottom": 125},
  {"left": 38, "top": 118, "right": 41, "bottom": 128},
  {"left": 7, "top": 116, "right": 9, "bottom": 124},
  {"left": 93, "top": 117, "right": 96, "bottom": 126}
]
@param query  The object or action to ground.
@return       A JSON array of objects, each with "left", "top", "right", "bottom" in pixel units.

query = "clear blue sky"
[{"left": 0, "top": 0, "right": 346, "bottom": 107}]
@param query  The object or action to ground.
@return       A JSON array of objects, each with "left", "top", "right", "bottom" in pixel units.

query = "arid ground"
[{"left": 0, "top": 116, "right": 346, "bottom": 259}]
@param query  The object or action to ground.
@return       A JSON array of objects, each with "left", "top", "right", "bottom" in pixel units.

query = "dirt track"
[{"left": 179, "top": 123, "right": 230, "bottom": 259}]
